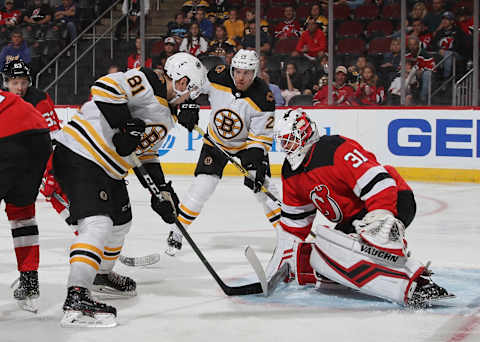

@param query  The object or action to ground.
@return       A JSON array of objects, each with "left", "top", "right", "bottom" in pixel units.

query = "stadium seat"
[
  {"left": 245, "top": 0, "right": 269, "bottom": 8},
  {"left": 296, "top": 6, "right": 310, "bottom": 22},
  {"left": 337, "top": 37, "right": 366, "bottom": 56},
  {"left": 266, "top": 55, "right": 282, "bottom": 72},
  {"left": 266, "top": 7, "right": 285, "bottom": 23},
  {"left": 382, "top": 4, "right": 400, "bottom": 21},
  {"left": 368, "top": 37, "right": 392, "bottom": 55},
  {"left": 151, "top": 40, "right": 164, "bottom": 56},
  {"left": 288, "top": 94, "right": 313, "bottom": 106},
  {"left": 270, "top": 0, "right": 295, "bottom": 6},
  {"left": 454, "top": 1, "right": 474, "bottom": 12},
  {"left": 337, "top": 21, "right": 364, "bottom": 38},
  {"left": 274, "top": 38, "right": 298, "bottom": 54},
  {"left": 365, "top": 20, "right": 393, "bottom": 39},
  {"left": 199, "top": 55, "right": 224, "bottom": 72},
  {"left": 229, "top": 0, "right": 244, "bottom": 7},
  {"left": 333, "top": 4, "right": 350, "bottom": 21},
  {"left": 354, "top": 4, "right": 379, "bottom": 21}
]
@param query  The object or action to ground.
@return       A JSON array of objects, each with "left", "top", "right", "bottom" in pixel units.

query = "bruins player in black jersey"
[{"left": 166, "top": 49, "right": 281, "bottom": 256}]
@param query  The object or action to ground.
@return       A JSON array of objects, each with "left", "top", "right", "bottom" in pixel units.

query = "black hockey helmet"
[{"left": 2, "top": 59, "right": 32, "bottom": 88}]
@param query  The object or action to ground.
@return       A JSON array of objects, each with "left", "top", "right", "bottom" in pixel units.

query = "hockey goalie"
[{"left": 266, "top": 108, "right": 454, "bottom": 308}]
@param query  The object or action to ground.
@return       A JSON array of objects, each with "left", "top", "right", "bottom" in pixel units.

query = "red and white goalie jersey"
[{"left": 280, "top": 135, "right": 412, "bottom": 240}]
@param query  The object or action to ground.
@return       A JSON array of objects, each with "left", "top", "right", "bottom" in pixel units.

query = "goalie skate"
[
  {"left": 92, "top": 271, "right": 137, "bottom": 298},
  {"left": 11, "top": 271, "right": 39, "bottom": 313},
  {"left": 61, "top": 286, "right": 117, "bottom": 328},
  {"left": 407, "top": 276, "right": 455, "bottom": 308},
  {"left": 165, "top": 230, "right": 182, "bottom": 256}
]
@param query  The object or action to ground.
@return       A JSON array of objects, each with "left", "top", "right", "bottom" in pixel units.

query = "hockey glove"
[
  {"left": 241, "top": 147, "right": 268, "bottom": 193},
  {"left": 151, "top": 181, "right": 180, "bottom": 224},
  {"left": 177, "top": 100, "right": 200, "bottom": 132},
  {"left": 112, "top": 118, "right": 146, "bottom": 156}
]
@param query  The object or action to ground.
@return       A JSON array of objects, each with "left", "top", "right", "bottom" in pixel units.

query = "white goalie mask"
[
  {"left": 164, "top": 52, "right": 207, "bottom": 100},
  {"left": 274, "top": 109, "right": 320, "bottom": 170},
  {"left": 230, "top": 49, "right": 259, "bottom": 87}
]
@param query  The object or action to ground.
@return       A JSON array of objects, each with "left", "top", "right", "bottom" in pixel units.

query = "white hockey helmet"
[
  {"left": 230, "top": 49, "right": 259, "bottom": 85},
  {"left": 274, "top": 109, "right": 320, "bottom": 170},
  {"left": 164, "top": 52, "right": 207, "bottom": 100}
]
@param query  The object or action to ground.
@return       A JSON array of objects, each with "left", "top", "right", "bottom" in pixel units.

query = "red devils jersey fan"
[
  {"left": 0, "top": 90, "right": 52, "bottom": 312},
  {"left": 2, "top": 59, "right": 69, "bottom": 221},
  {"left": 265, "top": 109, "right": 453, "bottom": 308}
]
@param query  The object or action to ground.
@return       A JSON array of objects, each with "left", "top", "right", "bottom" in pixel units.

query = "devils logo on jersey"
[
  {"left": 439, "top": 37, "right": 454, "bottom": 50},
  {"left": 309, "top": 184, "right": 343, "bottom": 223}
]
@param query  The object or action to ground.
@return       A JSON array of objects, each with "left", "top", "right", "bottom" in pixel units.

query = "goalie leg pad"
[
  {"left": 296, "top": 242, "right": 316, "bottom": 285},
  {"left": 265, "top": 228, "right": 302, "bottom": 282},
  {"left": 310, "top": 225, "right": 424, "bottom": 305}
]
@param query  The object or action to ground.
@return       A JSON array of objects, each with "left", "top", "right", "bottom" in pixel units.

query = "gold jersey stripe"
[
  {"left": 155, "top": 96, "right": 169, "bottom": 107},
  {"left": 246, "top": 140, "right": 271, "bottom": 151},
  {"left": 72, "top": 115, "right": 132, "bottom": 170},
  {"left": 210, "top": 82, "right": 231, "bottom": 93},
  {"left": 138, "top": 154, "right": 158, "bottom": 161},
  {"left": 180, "top": 204, "right": 199, "bottom": 217},
  {"left": 98, "top": 76, "right": 126, "bottom": 95},
  {"left": 63, "top": 126, "right": 124, "bottom": 179},
  {"left": 70, "top": 256, "right": 100, "bottom": 271},
  {"left": 248, "top": 133, "right": 273, "bottom": 143},
  {"left": 91, "top": 88, "right": 127, "bottom": 101},
  {"left": 104, "top": 246, "right": 122, "bottom": 252},
  {"left": 178, "top": 216, "right": 192, "bottom": 225},
  {"left": 207, "top": 125, "right": 247, "bottom": 151},
  {"left": 244, "top": 97, "right": 261, "bottom": 112},
  {"left": 71, "top": 243, "right": 104, "bottom": 257}
]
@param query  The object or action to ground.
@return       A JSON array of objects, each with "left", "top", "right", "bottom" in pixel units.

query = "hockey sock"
[
  {"left": 99, "top": 221, "right": 131, "bottom": 274},
  {"left": 177, "top": 174, "right": 219, "bottom": 227},
  {"left": 68, "top": 215, "right": 112, "bottom": 290},
  {"left": 6, "top": 203, "right": 39, "bottom": 272}
]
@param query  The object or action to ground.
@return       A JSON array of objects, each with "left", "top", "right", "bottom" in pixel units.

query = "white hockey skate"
[
  {"left": 165, "top": 230, "right": 182, "bottom": 256},
  {"left": 61, "top": 286, "right": 117, "bottom": 328}
]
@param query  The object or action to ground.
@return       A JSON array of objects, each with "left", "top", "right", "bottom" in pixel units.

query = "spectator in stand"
[
  {"left": 0, "top": 30, "right": 31, "bottom": 70},
  {"left": 209, "top": 25, "right": 236, "bottom": 52},
  {"left": 313, "top": 66, "right": 356, "bottom": 106},
  {"left": 0, "top": 0, "right": 22, "bottom": 45},
  {"left": 240, "top": 21, "right": 271, "bottom": 53},
  {"left": 431, "top": 11, "right": 472, "bottom": 78},
  {"left": 260, "top": 70, "right": 284, "bottom": 106},
  {"left": 292, "top": 19, "right": 326, "bottom": 60},
  {"left": 182, "top": 0, "right": 209, "bottom": 17},
  {"left": 274, "top": 5, "right": 301, "bottom": 40},
  {"left": 409, "top": 19, "right": 432, "bottom": 50},
  {"left": 152, "top": 36, "right": 177, "bottom": 70},
  {"left": 127, "top": 37, "right": 152, "bottom": 69},
  {"left": 457, "top": 6, "right": 478, "bottom": 40},
  {"left": 223, "top": 8, "right": 244, "bottom": 42},
  {"left": 423, "top": 0, "right": 445, "bottom": 33},
  {"left": 115, "top": 0, "right": 150, "bottom": 39},
  {"left": 354, "top": 63, "right": 385, "bottom": 105},
  {"left": 348, "top": 55, "right": 368, "bottom": 90},
  {"left": 167, "top": 12, "right": 189, "bottom": 46},
  {"left": 244, "top": 8, "right": 269, "bottom": 28},
  {"left": 22, "top": 0, "right": 54, "bottom": 42},
  {"left": 195, "top": 8, "right": 213, "bottom": 40},
  {"left": 54, "top": 0, "right": 77, "bottom": 43},
  {"left": 179, "top": 22, "right": 208, "bottom": 57},
  {"left": 279, "top": 61, "right": 303, "bottom": 104},
  {"left": 379, "top": 38, "right": 401, "bottom": 86},
  {"left": 304, "top": 3, "right": 328, "bottom": 33},
  {"left": 208, "top": 0, "right": 228, "bottom": 24},
  {"left": 408, "top": 2, "right": 428, "bottom": 27},
  {"left": 388, "top": 58, "right": 418, "bottom": 105},
  {"left": 406, "top": 36, "right": 435, "bottom": 104}
]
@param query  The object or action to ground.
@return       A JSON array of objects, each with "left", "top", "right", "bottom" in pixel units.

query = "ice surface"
[{"left": 0, "top": 176, "right": 479, "bottom": 342}]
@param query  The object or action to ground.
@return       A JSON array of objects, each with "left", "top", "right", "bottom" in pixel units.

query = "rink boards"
[{"left": 55, "top": 106, "right": 480, "bottom": 183}]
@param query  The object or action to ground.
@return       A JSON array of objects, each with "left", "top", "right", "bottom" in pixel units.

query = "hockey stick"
[
  {"left": 129, "top": 152, "right": 265, "bottom": 296},
  {"left": 193, "top": 126, "right": 281, "bottom": 206},
  {"left": 52, "top": 193, "right": 161, "bottom": 267}
]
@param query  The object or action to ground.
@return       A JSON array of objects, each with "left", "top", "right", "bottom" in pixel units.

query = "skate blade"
[
  {"left": 165, "top": 246, "right": 178, "bottom": 257},
  {"left": 17, "top": 297, "right": 39, "bottom": 313},
  {"left": 92, "top": 285, "right": 137, "bottom": 299},
  {"left": 427, "top": 294, "right": 457, "bottom": 307},
  {"left": 60, "top": 310, "right": 117, "bottom": 328}
]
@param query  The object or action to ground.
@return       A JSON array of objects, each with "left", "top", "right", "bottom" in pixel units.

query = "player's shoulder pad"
[
  {"left": 207, "top": 64, "right": 232, "bottom": 87},
  {"left": 140, "top": 67, "right": 167, "bottom": 99},
  {"left": 244, "top": 77, "right": 276, "bottom": 112},
  {"left": 23, "top": 87, "right": 47, "bottom": 107}
]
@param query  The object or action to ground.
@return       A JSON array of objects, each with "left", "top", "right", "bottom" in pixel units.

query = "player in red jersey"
[
  {"left": 266, "top": 108, "right": 453, "bottom": 308},
  {"left": 2, "top": 59, "right": 69, "bottom": 221},
  {"left": 0, "top": 90, "right": 52, "bottom": 312}
]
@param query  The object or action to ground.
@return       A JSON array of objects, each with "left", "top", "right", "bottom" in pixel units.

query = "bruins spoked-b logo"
[
  {"left": 136, "top": 125, "right": 167, "bottom": 154},
  {"left": 213, "top": 109, "right": 243, "bottom": 139}
]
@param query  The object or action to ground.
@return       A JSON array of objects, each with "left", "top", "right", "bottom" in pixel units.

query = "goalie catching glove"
[
  {"left": 241, "top": 147, "right": 268, "bottom": 193},
  {"left": 177, "top": 100, "right": 200, "bottom": 132},
  {"left": 353, "top": 209, "right": 407, "bottom": 257},
  {"left": 112, "top": 118, "right": 146, "bottom": 156}
]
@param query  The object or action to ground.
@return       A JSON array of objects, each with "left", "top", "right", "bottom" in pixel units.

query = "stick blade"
[
  {"left": 245, "top": 246, "right": 268, "bottom": 296},
  {"left": 119, "top": 253, "right": 160, "bottom": 267}
]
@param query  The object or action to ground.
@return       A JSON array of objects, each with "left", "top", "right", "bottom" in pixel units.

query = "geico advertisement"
[{"left": 55, "top": 107, "right": 479, "bottom": 169}]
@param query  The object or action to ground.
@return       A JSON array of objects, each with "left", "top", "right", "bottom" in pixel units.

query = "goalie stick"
[
  {"left": 52, "top": 193, "right": 161, "bottom": 267},
  {"left": 130, "top": 152, "right": 268, "bottom": 296}
]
